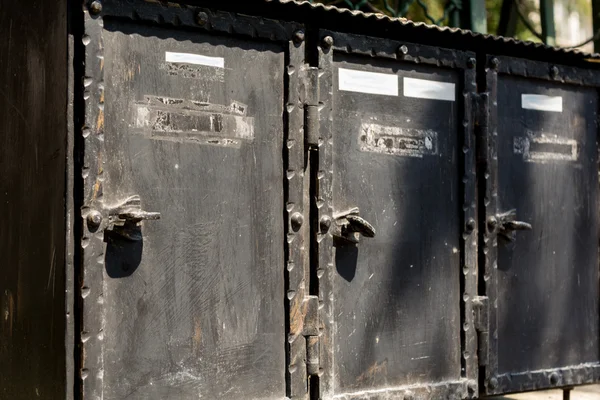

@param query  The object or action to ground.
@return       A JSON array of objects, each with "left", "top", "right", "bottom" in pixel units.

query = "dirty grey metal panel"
[
  {"left": 80, "top": 8, "right": 290, "bottom": 398},
  {"left": 482, "top": 56, "right": 600, "bottom": 395},
  {"left": 317, "top": 32, "right": 478, "bottom": 399}
]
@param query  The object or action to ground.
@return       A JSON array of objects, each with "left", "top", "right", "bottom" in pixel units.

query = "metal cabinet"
[
  {"left": 314, "top": 31, "right": 478, "bottom": 399},
  {"left": 481, "top": 56, "right": 600, "bottom": 395},
  {"left": 79, "top": 4, "right": 301, "bottom": 399},
  {"left": 3, "top": 1, "right": 600, "bottom": 399}
]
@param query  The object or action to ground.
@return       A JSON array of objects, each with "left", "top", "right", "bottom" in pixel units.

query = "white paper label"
[
  {"left": 403, "top": 77, "right": 455, "bottom": 101},
  {"left": 165, "top": 52, "right": 225, "bottom": 68},
  {"left": 338, "top": 68, "right": 398, "bottom": 96},
  {"left": 521, "top": 94, "right": 563, "bottom": 112}
]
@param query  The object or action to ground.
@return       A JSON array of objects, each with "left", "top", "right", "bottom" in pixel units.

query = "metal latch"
[
  {"left": 86, "top": 195, "right": 160, "bottom": 241},
  {"left": 332, "top": 207, "right": 376, "bottom": 244},
  {"left": 488, "top": 209, "right": 532, "bottom": 241}
]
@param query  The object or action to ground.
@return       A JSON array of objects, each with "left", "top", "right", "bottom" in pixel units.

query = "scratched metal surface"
[
  {"left": 494, "top": 77, "right": 599, "bottom": 377},
  {"left": 98, "top": 21, "right": 286, "bottom": 399},
  {"left": 0, "top": 0, "right": 68, "bottom": 399},
  {"left": 328, "top": 52, "right": 462, "bottom": 395}
]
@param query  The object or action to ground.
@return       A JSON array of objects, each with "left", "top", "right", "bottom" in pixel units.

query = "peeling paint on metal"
[
  {"left": 359, "top": 123, "right": 438, "bottom": 157},
  {"left": 513, "top": 130, "right": 578, "bottom": 162}
]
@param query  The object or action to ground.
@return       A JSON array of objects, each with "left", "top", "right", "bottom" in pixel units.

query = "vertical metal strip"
[
  {"left": 483, "top": 56, "right": 500, "bottom": 393},
  {"left": 66, "top": 12, "right": 77, "bottom": 399},
  {"left": 80, "top": 6, "right": 106, "bottom": 400},
  {"left": 540, "top": 0, "right": 556, "bottom": 46},
  {"left": 287, "top": 38, "right": 309, "bottom": 400},
  {"left": 469, "top": 0, "right": 488, "bottom": 33},
  {"left": 462, "top": 57, "right": 479, "bottom": 395},
  {"left": 316, "top": 34, "right": 334, "bottom": 399}
]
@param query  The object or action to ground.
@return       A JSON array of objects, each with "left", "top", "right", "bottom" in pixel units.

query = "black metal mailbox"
[
  {"left": 314, "top": 31, "right": 478, "bottom": 399},
  {"left": 480, "top": 56, "right": 600, "bottom": 396},
  {"left": 2, "top": 1, "right": 600, "bottom": 399}
]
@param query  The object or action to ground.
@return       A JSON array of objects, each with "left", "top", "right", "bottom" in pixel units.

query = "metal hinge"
[
  {"left": 303, "top": 66, "right": 319, "bottom": 147},
  {"left": 473, "top": 296, "right": 489, "bottom": 366},
  {"left": 303, "top": 295, "right": 320, "bottom": 376}
]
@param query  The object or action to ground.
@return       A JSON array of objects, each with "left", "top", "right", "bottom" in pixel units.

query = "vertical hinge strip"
[
  {"left": 304, "top": 295, "right": 320, "bottom": 376},
  {"left": 287, "top": 38, "right": 309, "bottom": 400},
  {"left": 474, "top": 296, "right": 490, "bottom": 366},
  {"left": 304, "top": 67, "right": 320, "bottom": 147}
]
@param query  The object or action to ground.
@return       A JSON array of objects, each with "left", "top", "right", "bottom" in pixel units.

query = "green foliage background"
[{"left": 311, "top": 0, "right": 592, "bottom": 45}]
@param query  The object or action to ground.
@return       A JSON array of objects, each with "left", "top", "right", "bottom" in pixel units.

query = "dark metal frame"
[
  {"left": 481, "top": 54, "right": 600, "bottom": 396},
  {"left": 315, "top": 29, "right": 479, "bottom": 399},
  {"left": 76, "top": 1, "right": 305, "bottom": 399}
]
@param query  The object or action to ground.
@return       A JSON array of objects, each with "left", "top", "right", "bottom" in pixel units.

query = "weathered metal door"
[
  {"left": 481, "top": 56, "right": 600, "bottom": 395},
  {"left": 79, "top": 3, "right": 301, "bottom": 399},
  {"left": 314, "top": 31, "right": 479, "bottom": 399}
]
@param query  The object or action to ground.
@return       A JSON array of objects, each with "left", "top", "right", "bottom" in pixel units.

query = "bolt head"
[
  {"left": 293, "top": 30, "right": 305, "bottom": 44},
  {"left": 320, "top": 216, "right": 332, "bottom": 233},
  {"left": 490, "top": 57, "right": 500, "bottom": 69},
  {"left": 403, "top": 391, "right": 414, "bottom": 400},
  {"left": 89, "top": 0, "right": 102, "bottom": 14},
  {"left": 87, "top": 210, "right": 103, "bottom": 231},
  {"left": 467, "top": 57, "right": 476, "bottom": 68},
  {"left": 398, "top": 45, "right": 409, "bottom": 56},
  {"left": 487, "top": 216, "right": 498, "bottom": 231},
  {"left": 466, "top": 218, "right": 476, "bottom": 234},
  {"left": 550, "top": 65, "right": 559, "bottom": 77},
  {"left": 488, "top": 377, "right": 499, "bottom": 390},
  {"left": 322, "top": 36, "right": 334, "bottom": 48},
  {"left": 550, "top": 372, "right": 560, "bottom": 385},
  {"left": 291, "top": 212, "right": 304, "bottom": 232},
  {"left": 195, "top": 11, "right": 208, "bottom": 26}
]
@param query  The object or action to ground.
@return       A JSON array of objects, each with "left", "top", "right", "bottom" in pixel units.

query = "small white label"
[
  {"left": 403, "top": 77, "right": 455, "bottom": 101},
  {"left": 338, "top": 68, "right": 398, "bottom": 96},
  {"left": 165, "top": 52, "right": 225, "bottom": 68},
  {"left": 521, "top": 94, "right": 562, "bottom": 112}
]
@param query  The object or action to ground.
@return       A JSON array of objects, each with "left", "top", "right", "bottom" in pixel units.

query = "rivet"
[
  {"left": 550, "top": 372, "right": 560, "bottom": 385},
  {"left": 490, "top": 57, "right": 500, "bottom": 70},
  {"left": 89, "top": 0, "right": 102, "bottom": 14},
  {"left": 467, "top": 57, "right": 476, "bottom": 68},
  {"left": 322, "top": 36, "right": 334, "bottom": 49},
  {"left": 195, "top": 11, "right": 208, "bottom": 26},
  {"left": 87, "top": 210, "right": 103, "bottom": 232},
  {"left": 320, "top": 215, "right": 332, "bottom": 233},
  {"left": 466, "top": 218, "right": 476, "bottom": 234},
  {"left": 403, "top": 391, "right": 414, "bottom": 400},
  {"left": 488, "top": 377, "right": 498, "bottom": 390},
  {"left": 550, "top": 65, "right": 559, "bottom": 77},
  {"left": 291, "top": 212, "right": 304, "bottom": 232},
  {"left": 487, "top": 216, "right": 497, "bottom": 231},
  {"left": 397, "top": 45, "right": 409, "bottom": 56},
  {"left": 293, "top": 30, "right": 305, "bottom": 44},
  {"left": 467, "top": 380, "right": 477, "bottom": 394}
]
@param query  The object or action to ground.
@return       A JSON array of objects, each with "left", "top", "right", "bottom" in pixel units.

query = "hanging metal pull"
[
  {"left": 493, "top": 209, "right": 532, "bottom": 241},
  {"left": 106, "top": 195, "right": 160, "bottom": 241},
  {"left": 333, "top": 207, "right": 376, "bottom": 244}
]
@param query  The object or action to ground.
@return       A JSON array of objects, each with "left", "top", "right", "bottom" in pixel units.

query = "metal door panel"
[
  {"left": 80, "top": 9, "right": 291, "bottom": 399},
  {"left": 317, "top": 32, "right": 478, "bottom": 399},
  {"left": 483, "top": 56, "right": 600, "bottom": 394}
]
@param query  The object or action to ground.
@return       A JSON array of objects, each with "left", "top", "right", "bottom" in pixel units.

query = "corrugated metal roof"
[{"left": 269, "top": 0, "right": 600, "bottom": 60}]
